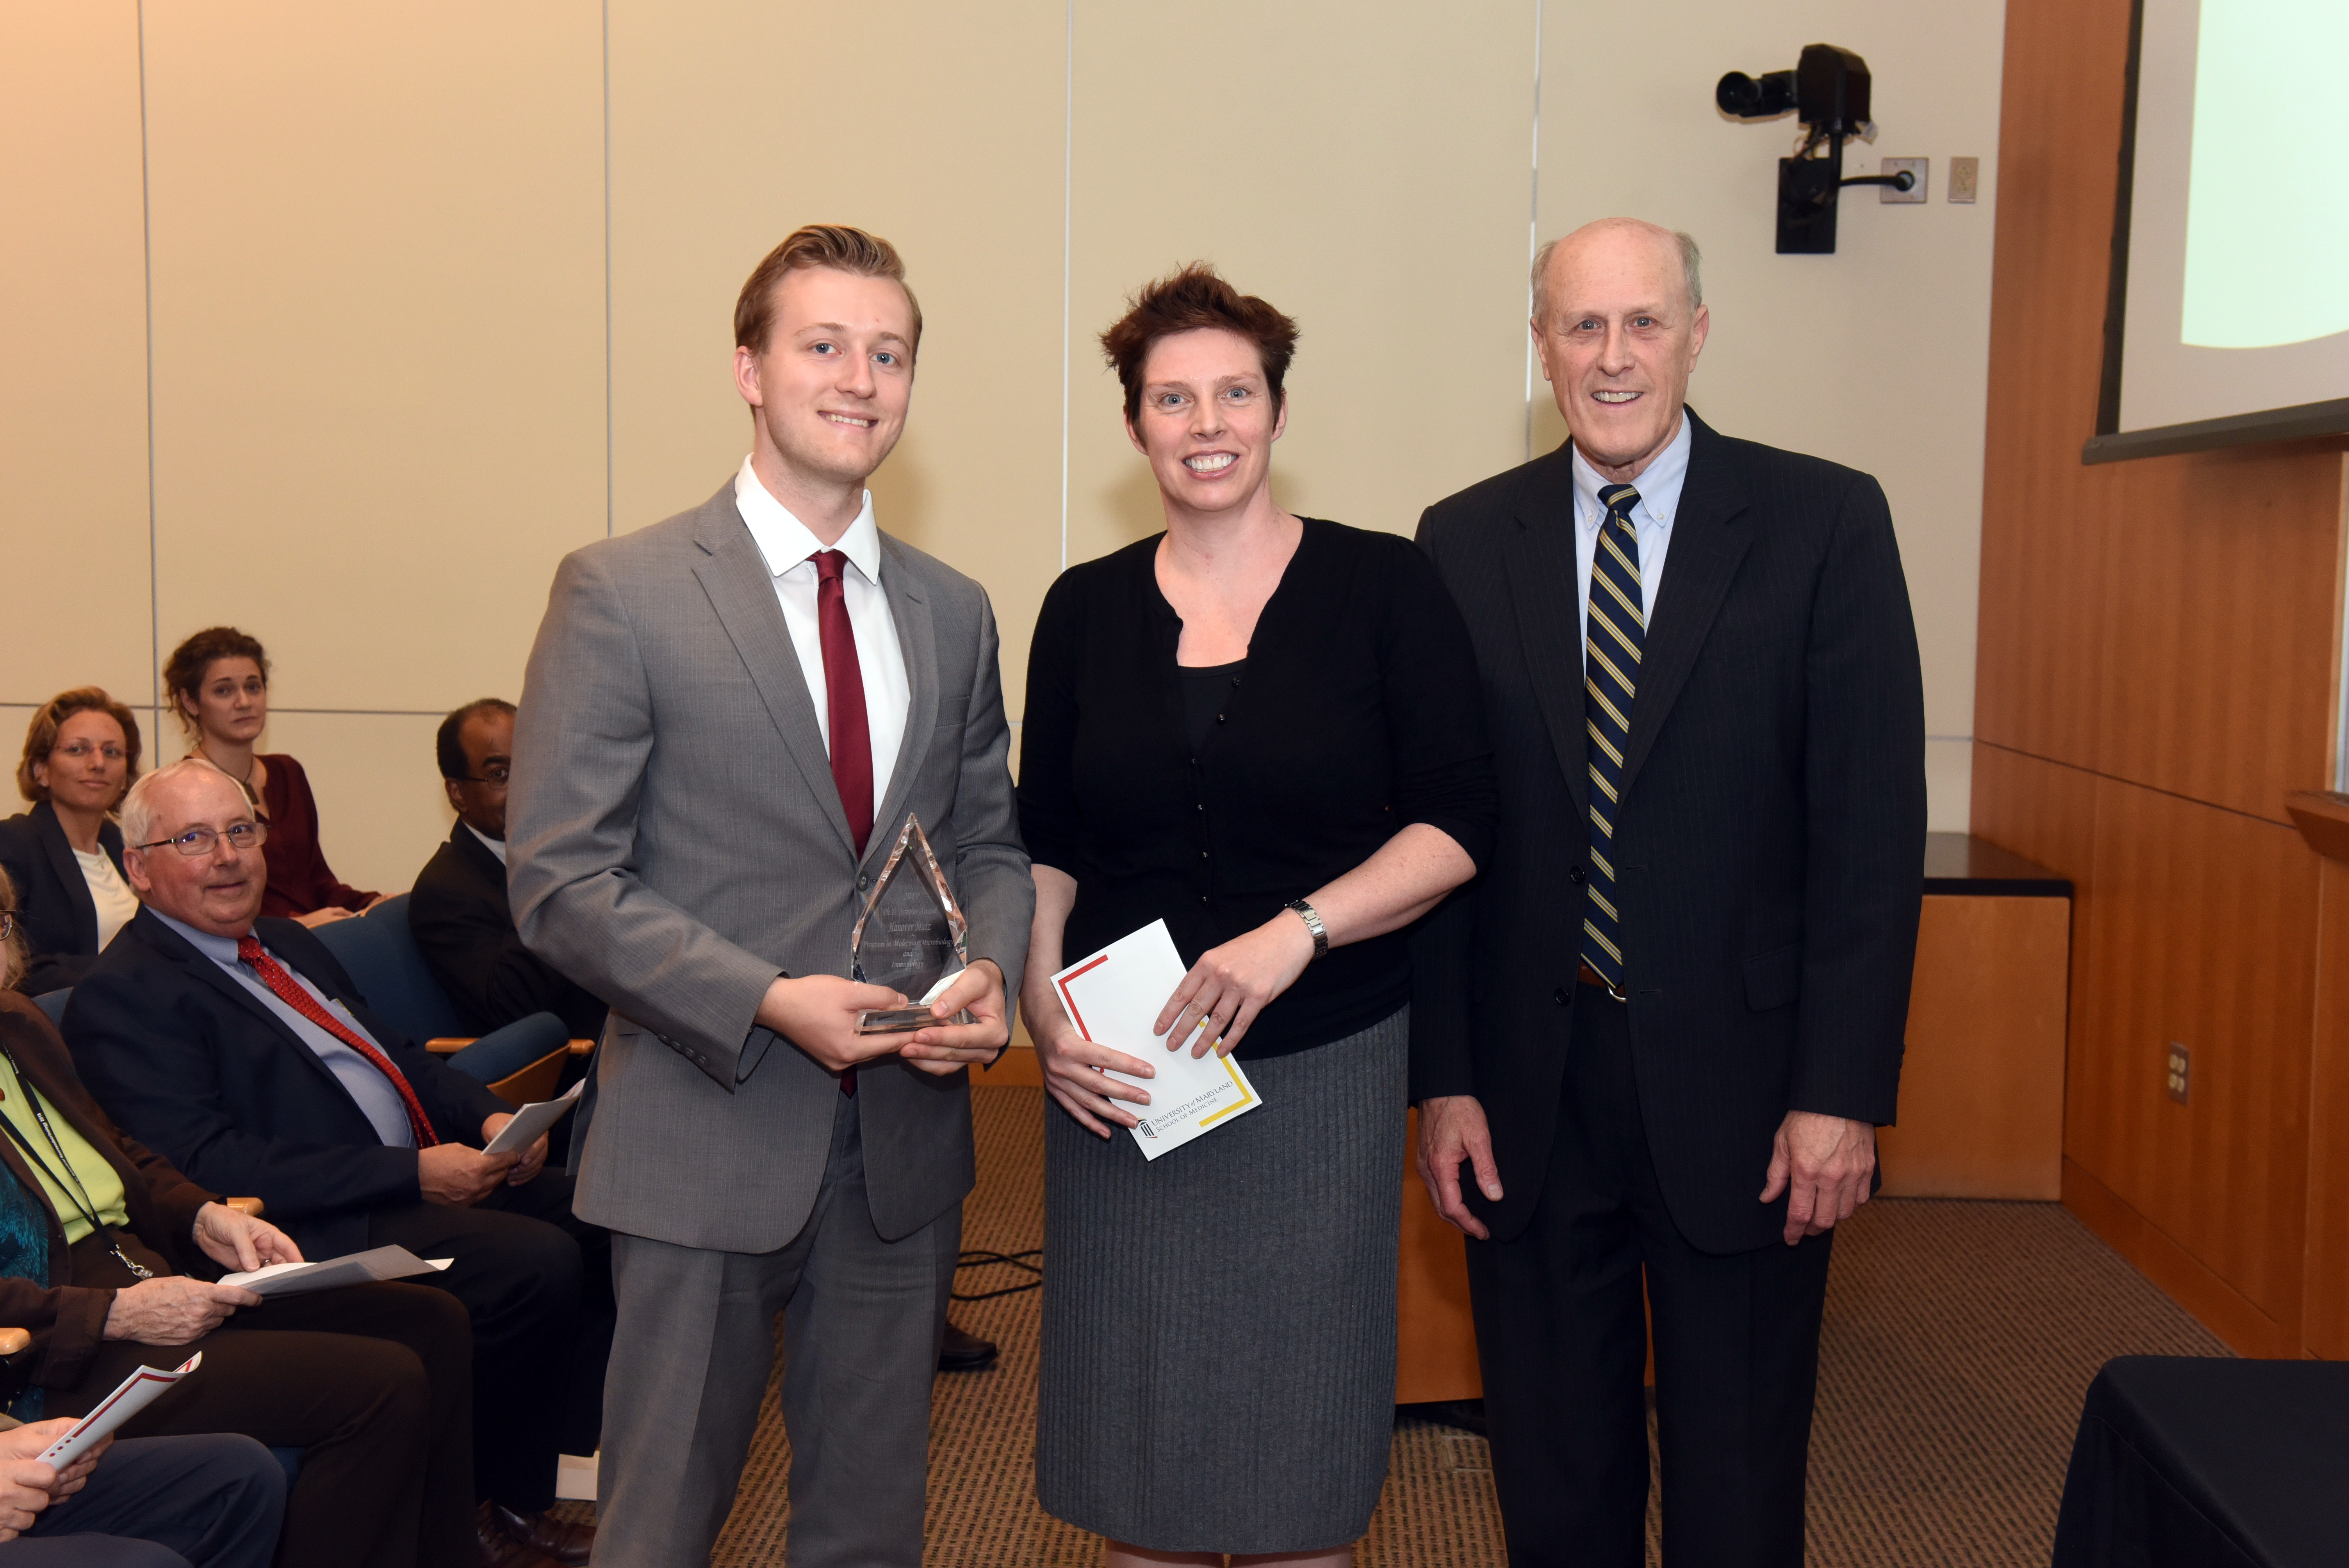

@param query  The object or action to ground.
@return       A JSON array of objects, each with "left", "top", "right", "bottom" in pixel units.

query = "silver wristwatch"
[{"left": 1284, "top": 898, "right": 1329, "bottom": 960}]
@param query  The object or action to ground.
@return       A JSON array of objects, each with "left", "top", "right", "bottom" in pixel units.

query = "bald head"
[
  {"left": 1529, "top": 217, "right": 1711, "bottom": 482},
  {"left": 121, "top": 757, "right": 269, "bottom": 936}
]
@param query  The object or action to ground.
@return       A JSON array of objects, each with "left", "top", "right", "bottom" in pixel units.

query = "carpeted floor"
[{"left": 694, "top": 1085, "right": 2225, "bottom": 1566}]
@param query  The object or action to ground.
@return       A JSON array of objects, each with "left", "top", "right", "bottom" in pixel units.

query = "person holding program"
[{"left": 1017, "top": 264, "right": 1495, "bottom": 1567}]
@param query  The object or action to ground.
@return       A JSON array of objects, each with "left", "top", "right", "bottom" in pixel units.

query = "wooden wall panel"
[
  {"left": 2303, "top": 857, "right": 2349, "bottom": 1358},
  {"left": 2071, "top": 779, "right": 2317, "bottom": 1343},
  {"left": 2093, "top": 446, "right": 2344, "bottom": 824},
  {"left": 1971, "top": 0, "right": 2133, "bottom": 767}
]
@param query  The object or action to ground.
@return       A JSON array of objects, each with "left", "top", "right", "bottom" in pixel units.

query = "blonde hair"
[{"left": 734, "top": 224, "right": 922, "bottom": 359}]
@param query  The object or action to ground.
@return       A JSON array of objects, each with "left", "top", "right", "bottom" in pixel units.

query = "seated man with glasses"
[
  {"left": 57, "top": 761, "right": 610, "bottom": 1568},
  {"left": 409, "top": 701, "right": 607, "bottom": 1043}
]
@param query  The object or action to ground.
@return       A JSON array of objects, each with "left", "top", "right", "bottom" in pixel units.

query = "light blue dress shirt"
[
  {"left": 153, "top": 910, "right": 418, "bottom": 1149},
  {"left": 1571, "top": 412, "right": 1693, "bottom": 669}
]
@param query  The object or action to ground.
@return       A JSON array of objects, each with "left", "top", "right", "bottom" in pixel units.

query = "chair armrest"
[
  {"left": 225, "top": 1197, "right": 265, "bottom": 1218},
  {"left": 568, "top": 1039, "right": 594, "bottom": 1055},
  {"left": 425, "top": 1037, "right": 479, "bottom": 1055},
  {"left": 0, "top": 1329, "right": 29, "bottom": 1357}
]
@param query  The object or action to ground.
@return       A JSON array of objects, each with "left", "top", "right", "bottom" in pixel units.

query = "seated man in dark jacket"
[
  {"left": 61, "top": 761, "right": 606, "bottom": 1568},
  {"left": 409, "top": 700, "right": 606, "bottom": 1042}
]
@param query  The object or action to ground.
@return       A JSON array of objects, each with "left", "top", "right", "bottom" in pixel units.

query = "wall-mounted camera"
[{"left": 1718, "top": 44, "right": 1911, "bottom": 254}]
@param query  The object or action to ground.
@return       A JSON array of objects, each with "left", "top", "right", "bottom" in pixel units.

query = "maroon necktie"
[
  {"left": 813, "top": 550, "right": 874, "bottom": 857},
  {"left": 814, "top": 551, "right": 873, "bottom": 1097},
  {"left": 236, "top": 934, "right": 440, "bottom": 1147}
]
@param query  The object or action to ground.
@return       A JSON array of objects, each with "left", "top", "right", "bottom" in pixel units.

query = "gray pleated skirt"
[{"left": 1035, "top": 1007, "right": 1408, "bottom": 1554}]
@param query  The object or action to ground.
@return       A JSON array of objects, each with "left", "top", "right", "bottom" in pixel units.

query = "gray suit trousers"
[{"left": 594, "top": 1092, "right": 958, "bottom": 1568}]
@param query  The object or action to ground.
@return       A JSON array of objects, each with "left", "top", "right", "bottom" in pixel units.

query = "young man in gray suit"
[{"left": 507, "top": 225, "right": 1033, "bottom": 1568}]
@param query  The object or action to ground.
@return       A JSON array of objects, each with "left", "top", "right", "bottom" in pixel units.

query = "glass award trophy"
[{"left": 850, "top": 813, "right": 975, "bottom": 1033}]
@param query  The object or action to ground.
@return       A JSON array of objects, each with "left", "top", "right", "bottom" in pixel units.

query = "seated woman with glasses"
[
  {"left": 162, "top": 627, "right": 380, "bottom": 928},
  {"left": 0, "top": 690, "right": 143, "bottom": 994}
]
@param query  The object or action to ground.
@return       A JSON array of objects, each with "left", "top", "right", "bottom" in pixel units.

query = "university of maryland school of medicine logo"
[{"left": 1133, "top": 1114, "right": 1157, "bottom": 1139}]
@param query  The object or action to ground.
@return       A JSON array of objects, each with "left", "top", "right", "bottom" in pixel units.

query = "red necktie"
[
  {"left": 813, "top": 550, "right": 874, "bottom": 857},
  {"left": 814, "top": 551, "right": 874, "bottom": 1098},
  {"left": 237, "top": 934, "right": 441, "bottom": 1147}
]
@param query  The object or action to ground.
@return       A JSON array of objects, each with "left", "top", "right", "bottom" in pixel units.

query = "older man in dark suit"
[
  {"left": 62, "top": 759, "right": 607, "bottom": 1567},
  {"left": 1412, "top": 218, "right": 1926, "bottom": 1566}
]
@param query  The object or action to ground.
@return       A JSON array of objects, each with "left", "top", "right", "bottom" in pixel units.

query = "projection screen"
[{"left": 2087, "top": 0, "right": 2349, "bottom": 462}]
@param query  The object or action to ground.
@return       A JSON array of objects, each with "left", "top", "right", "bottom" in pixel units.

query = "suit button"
[
  {"left": 858, "top": 874, "right": 869, "bottom": 891},
  {"left": 1569, "top": 865, "right": 1586, "bottom": 886},
  {"left": 1552, "top": 987, "right": 1570, "bottom": 1007},
  {"left": 1200, "top": 850, "right": 1209, "bottom": 860},
  {"left": 1198, "top": 895, "right": 1209, "bottom": 905}
]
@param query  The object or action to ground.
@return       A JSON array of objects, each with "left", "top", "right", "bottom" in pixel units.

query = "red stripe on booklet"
[{"left": 1054, "top": 953, "right": 1111, "bottom": 1041}]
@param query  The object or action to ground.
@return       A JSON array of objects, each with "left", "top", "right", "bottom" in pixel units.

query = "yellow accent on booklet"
[{"left": 1050, "top": 920, "right": 1261, "bottom": 1161}]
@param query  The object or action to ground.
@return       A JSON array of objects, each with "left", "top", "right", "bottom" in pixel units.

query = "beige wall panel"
[
  {"left": 0, "top": 2, "right": 154, "bottom": 709},
  {"left": 139, "top": 0, "right": 606, "bottom": 716},
  {"left": 253, "top": 711, "right": 452, "bottom": 900},
  {"left": 1064, "top": 1, "right": 1538, "bottom": 570},
  {"left": 1535, "top": 0, "right": 2003, "bottom": 831},
  {"left": 607, "top": 0, "right": 1067, "bottom": 717}
]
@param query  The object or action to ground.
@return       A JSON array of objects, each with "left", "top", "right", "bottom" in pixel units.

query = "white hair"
[
  {"left": 119, "top": 756, "right": 250, "bottom": 850},
  {"left": 1531, "top": 221, "right": 1704, "bottom": 323}
]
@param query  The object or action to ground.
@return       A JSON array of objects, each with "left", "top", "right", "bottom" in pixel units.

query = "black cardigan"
[
  {"left": 1018, "top": 518, "right": 1497, "bottom": 1058},
  {"left": 0, "top": 802, "right": 128, "bottom": 995}
]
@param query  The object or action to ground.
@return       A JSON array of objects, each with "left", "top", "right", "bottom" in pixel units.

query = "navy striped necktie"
[{"left": 1582, "top": 483, "right": 1643, "bottom": 994}]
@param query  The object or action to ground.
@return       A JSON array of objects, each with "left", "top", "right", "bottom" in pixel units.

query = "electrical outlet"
[
  {"left": 1880, "top": 157, "right": 1928, "bottom": 203},
  {"left": 2166, "top": 1042, "right": 2190, "bottom": 1104},
  {"left": 1949, "top": 157, "right": 1980, "bottom": 203}
]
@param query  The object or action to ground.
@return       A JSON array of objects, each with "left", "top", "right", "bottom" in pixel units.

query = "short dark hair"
[
  {"left": 436, "top": 698, "right": 516, "bottom": 781},
  {"left": 734, "top": 224, "right": 923, "bottom": 359},
  {"left": 162, "top": 627, "right": 269, "bottom": 733},
  {"left": 1099, "top": 263, "right": 1301, "bottom": 426},
  {"left": 16, "top": 688, "right": 142, "bottom": 805}
]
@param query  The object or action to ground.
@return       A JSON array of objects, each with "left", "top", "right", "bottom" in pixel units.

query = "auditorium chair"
[{"left": 310, "top": 894, "right": 584, "bottom": 1106}]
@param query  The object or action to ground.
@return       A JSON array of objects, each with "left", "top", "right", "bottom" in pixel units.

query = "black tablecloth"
[{"left": 2052, "top": 1356, "right": 2349, "bottom": 1568}]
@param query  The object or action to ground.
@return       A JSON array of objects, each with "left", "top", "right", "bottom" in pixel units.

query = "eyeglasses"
[
  {"left": 139, "top": 821, "right": 268, "bottom": 857},
  {"left": 460, "top": 764, "right": 511, "bottom": 786}
]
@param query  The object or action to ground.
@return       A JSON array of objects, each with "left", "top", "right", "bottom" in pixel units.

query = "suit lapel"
[
  {"left": 1618, "top": 415, "right": 1754, "bottom": 799},
  {"left": 866, "top": 536, "right": 939, "bottom": 872},
  {"left": 1503, "top": 450, "right": 1591, "bottom": 827},
  {"left": 131, "top": 912, "right": 352, "bottom": 1101},
  {"left": 690, "top": 497, "right": 859, "bottom": 858},
  {"left": 34, "top": 804, "right": 98, "bottom": 947}
]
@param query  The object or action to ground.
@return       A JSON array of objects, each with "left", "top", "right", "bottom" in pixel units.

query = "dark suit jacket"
[
  {"left": 409, "top": 823, "right": 608, "bottom": 1040},
  {"left": 1413, "top": 411, "right": 1925, "bottom": 1254},
  {"left": 0, "top": 803, "right": 128, "bottom": 995},
  {"left": 0, "top": 991, "right": 216, "bottom": 1397},
  {"left": 62, "top": 908, "right": 511, "bottom": 1260}
]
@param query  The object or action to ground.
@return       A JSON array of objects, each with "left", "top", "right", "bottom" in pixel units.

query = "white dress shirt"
[
  {"left": 151, "top": 908, "right": 418, "bottom": 1149},
  {"left": 733, "top": 457, "right": 911, "bottom": 813},
  {"left": 465, "top": 821, "right": 508, "bottom": 866},
  {"left": 1572, "top": 412, "right": 1693, "bottom": 668}
]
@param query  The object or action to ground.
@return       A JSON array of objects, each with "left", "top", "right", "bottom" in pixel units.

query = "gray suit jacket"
[{"left": 507, "top": 481, "right": 1034, "bottom": 1251}]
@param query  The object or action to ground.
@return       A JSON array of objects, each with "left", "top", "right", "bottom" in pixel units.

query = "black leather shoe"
[
  {"left": 938, "top": 1319, "right": 998, "bottom": 1372},
  {"left": 490, "top": 1503, "right": 594, "bottom": 1566},
  {"left": 476, "top": 1502, "right": 558, "bottom": 1568}
]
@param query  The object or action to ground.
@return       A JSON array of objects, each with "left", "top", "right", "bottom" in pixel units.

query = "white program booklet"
[
  {"left": 482, "top": 1077, "right": 586, "bottom": 1156},
  {"left": 219, "top": 1245, "right": 452, "bottom": 1299},
  {"left": 38, "top": 1354, "right": 201, "bottom": 1467},
  {"left": 1050, "top": 920, "right": 1262, "bottom": 1160}
]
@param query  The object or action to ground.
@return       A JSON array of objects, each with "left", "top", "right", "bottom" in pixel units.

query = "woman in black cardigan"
[
  {"left": 0, "top": 690, "right": 141, "bottom": 994},
  {"left": 1018, "top": 266, "right": 1496, "bottom": 1567}
]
